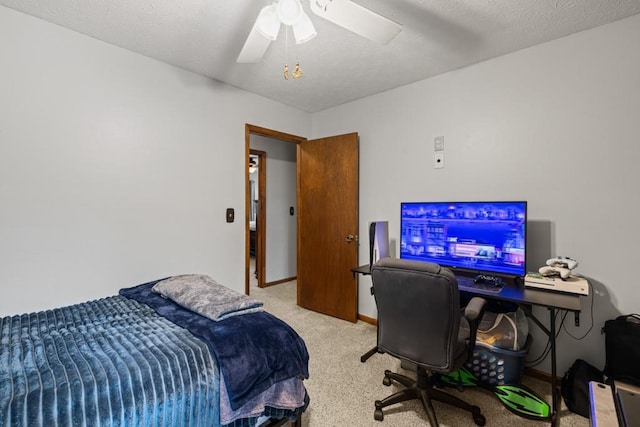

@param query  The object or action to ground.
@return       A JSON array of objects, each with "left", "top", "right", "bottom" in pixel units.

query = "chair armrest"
[
  {"left": 464, "top": 297, "right": 486, "bottom": 323},
  {"left": 463, "top": 297, "right": 487, "bottom": 355}
]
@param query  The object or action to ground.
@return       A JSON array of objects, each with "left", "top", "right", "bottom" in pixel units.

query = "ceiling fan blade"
[
  {"left": 310, "top": 0, "right": 402, "bottom": 45},
  {"left": 237, "top": 23, "right": 272, "bottom": 63}
]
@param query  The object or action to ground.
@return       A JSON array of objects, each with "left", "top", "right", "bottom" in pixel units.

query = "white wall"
[
  {"left": 311, "top": 14, "right": 640, "bottom": 375},
  {"left": 0, "top": 6, "right": 310, "bottom": 315},
  {"left": 250, "top": 136, "right": 297, "bottom": 283},
  {"left": 4, "top": 3, "right": 639, "bottom": 377}
]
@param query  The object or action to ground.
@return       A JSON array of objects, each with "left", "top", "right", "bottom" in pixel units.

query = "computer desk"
[{"left": 351, "top": 264, "right": 583, "bottom": 427}]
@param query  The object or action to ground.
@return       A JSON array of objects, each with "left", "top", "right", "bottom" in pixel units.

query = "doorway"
[
  {"left": 244, "top": 124, "right": 360, "bottom": 323},
  {"left": 245, "top": 125, "right": 305, "bottom": 296}
]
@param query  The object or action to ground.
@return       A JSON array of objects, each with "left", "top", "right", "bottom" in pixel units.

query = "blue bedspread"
[
  {"left": 0, "top": 295, "right": 219, "bottom": 426},
  {"left": 119, "top": 280, "right": 309, "bottom": 411}
]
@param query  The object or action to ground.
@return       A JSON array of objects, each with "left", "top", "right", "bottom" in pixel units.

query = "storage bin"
[{"left": 466, "top": 334, "right": 532, "bottom": 386}]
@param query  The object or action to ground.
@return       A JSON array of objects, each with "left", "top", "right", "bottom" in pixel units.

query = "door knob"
[{"left": 346, "top": 234, "right": 357, "bottom": 243}]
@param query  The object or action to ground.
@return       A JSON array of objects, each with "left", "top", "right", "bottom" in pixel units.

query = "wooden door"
[{"left": 297, "top": 133, "right": 359, "bottom": 322}]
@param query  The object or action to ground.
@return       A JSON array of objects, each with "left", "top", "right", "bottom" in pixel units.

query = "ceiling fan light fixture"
[
  {"left": 277, "top": 0, "right": 304, "bottom": 26},
  {"left": 239, "top": 0, "right": 403, "bottom": 64},
  {"left": 293, "top": 12, "right": 317, "bottom": 44},
  {"left": 256, "top": 4, "right": 281, "bottom": 40}
]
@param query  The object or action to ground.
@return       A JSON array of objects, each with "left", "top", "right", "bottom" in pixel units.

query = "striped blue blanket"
[
  {"left": 0, "top": 281, "right": 308, "bottom": 427},
  {"left": 0, "top": 295, "right": 219, "bottom": 426}
]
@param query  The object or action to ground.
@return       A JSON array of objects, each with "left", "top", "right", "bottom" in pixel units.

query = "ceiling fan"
[{"left": 237, "top": 0, "right": 403, "bottom": 63}]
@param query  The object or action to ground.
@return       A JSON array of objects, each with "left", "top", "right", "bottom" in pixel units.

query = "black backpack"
[
  {"left": 561, "top": 358, "right": 604, "bottom": 418},
  {"left": 603, "top": 314, "right": 640, "bottom": 386}
]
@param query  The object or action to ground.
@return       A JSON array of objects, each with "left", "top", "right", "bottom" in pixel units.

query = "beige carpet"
[{"left": 251, "top": 278, "right": 588, "bottom": 427}]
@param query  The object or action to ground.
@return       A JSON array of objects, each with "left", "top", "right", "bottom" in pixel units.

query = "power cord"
[
  {"left": 526, "top": 309, "right": 568, "bottom": 368},
  {"left": 562, "top": 280, "right": 594, "bottom": 340},
  {"left": 525, "top": 280, "right": 595, "bottom": 367}
]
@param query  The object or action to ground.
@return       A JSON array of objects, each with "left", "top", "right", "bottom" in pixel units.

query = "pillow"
[{"left": 152, "top": 274, "right": 263, "bottom": 321}]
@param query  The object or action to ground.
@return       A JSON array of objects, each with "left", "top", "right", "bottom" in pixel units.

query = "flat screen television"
[{"left": 400, "top": 201, "right": 527, "bottom": 277}]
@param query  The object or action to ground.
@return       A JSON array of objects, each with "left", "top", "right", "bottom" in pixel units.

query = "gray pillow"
[{"left": 152, "top": 274, "right": 263, "bottom": 321}]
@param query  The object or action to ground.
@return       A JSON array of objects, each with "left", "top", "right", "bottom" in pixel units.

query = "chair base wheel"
[
  {"left": 374, "top": 400, "right": 384, "bottom": 421},
  {"left": 374, "top": 408, "right": 384, "bottom": 421},
  {"left": 472, "top": 406, "right": 486, "bottom": 426},
  {"left": 382, "top": 376, "right": 391, "bottom": 386}
]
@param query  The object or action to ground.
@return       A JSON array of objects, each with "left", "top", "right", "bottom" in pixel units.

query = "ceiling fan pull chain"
[
  {"left": 293, "top": 61, "right": 302, "bottom": 79},
  {"left": 283, "top": 25, "right": 290, "bottom": 79},
  {"left": 291, "top": 25, "right": 303, "bottom": 79}
]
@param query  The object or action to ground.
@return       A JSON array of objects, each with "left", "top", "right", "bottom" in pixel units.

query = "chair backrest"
[{"left": 371, "top": 258, "right": 463, "bottom": 373}]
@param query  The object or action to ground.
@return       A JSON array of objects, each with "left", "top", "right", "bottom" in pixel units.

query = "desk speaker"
[{"left": 369, "top": 221, "right": 390, "bottom": 266}]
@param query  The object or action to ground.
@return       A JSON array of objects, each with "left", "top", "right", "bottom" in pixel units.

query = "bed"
[{"left": 0, "top": 275, "right": 309, "bottom": 427}]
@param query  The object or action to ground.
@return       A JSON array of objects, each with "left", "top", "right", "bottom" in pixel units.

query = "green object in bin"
[{"left": 439, "top": 367, "right": 551, "bottom": 420}]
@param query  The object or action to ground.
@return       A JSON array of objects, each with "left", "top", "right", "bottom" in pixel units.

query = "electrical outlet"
[
  {"left": 434, "top": 152, "right": 445, "bottom": 169},
  {"left": 434, "top": 136, "right": 444, "bottom": 151}
]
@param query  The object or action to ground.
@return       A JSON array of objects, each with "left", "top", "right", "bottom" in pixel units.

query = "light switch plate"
[{"left": 434, "top": 152, "right": 445, "bottom": 168}]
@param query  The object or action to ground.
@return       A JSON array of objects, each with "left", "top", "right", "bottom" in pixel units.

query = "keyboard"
[{"left": 456, "top": 275, "right": 505, "bottom": 293}]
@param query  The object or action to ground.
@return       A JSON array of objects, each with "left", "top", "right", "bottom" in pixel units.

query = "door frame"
[{"left": 245, "top": 124, "right": 306, "bottom": 295}]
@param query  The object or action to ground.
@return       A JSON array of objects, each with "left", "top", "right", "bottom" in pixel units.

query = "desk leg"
[
  {"left": 519, "top": 305, "right": 560, "bottom": 426},
  {"left": 361, "top": 346, "right": 378, "bottom": 363},
  {"left": 549, "top": 308, "right": 558, "bottom": 427}
]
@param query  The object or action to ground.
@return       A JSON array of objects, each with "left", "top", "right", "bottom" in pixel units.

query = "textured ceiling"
[{"left": 2, "top": 0, "right": 640, "bottom": 112}]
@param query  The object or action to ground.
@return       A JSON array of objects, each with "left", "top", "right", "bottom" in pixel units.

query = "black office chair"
[{"left": 371, "top": 258, "right": 487, "bottom": 426}]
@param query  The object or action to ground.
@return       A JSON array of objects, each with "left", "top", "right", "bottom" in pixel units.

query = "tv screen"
[{"left": 400, "top": 201, "right": 527, "bottom": 277}]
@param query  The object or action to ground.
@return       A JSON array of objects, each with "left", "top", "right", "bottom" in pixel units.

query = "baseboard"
[
  {"left": 263, "top": 276, "right": 296, "bottom": 288},
  {"left": 357, "top": 313, "right": 377, "bottom": 326},
  {"left": 523, "top": 367, "right": 556, "bottom": 384}
]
